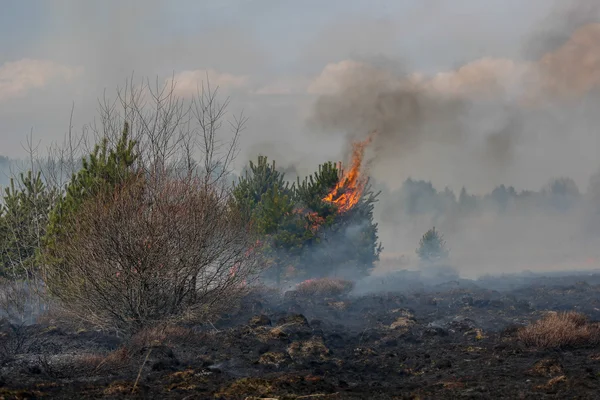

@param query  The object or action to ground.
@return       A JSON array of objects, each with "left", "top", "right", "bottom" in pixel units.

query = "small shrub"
[
  {"left": 518, "top": 311, "right": 600, "bottom": 349},
  {"left": 294, "top": 278, "right": 354, "bottom": 298},
  {"left": 416, "top": 227, "right": 449, "bottom": 263},
  {"left": 0, "top": 320, "right": 29, "bottom": 362},
  {"left": 43, "top": 176, "right": 261, "bottom": 335}
]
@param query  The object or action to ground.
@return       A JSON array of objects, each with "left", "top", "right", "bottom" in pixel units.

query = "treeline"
[{"left": 378, "top": 176, "right": 587, "bottom": 219}]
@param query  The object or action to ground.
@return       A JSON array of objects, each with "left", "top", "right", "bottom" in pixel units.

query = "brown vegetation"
[
  {"left": 518, "top": 311, "right": 600, "bottom": 348},
  {"left": 44, "top": 175, "right": 260, "bottom": 335}
]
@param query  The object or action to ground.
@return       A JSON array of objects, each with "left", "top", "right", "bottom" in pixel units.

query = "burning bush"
[
  {"left": 294, "top": 278, "right": 354, "bottom": 298},
  {"left": 518, "top": 311, "right": 600, "bottom": 349},
  {"left": 233, "top": 135, "right": 382, "bottom": 284},
  {"left": 42, "top": 175, "right": 260, "bottom": 335}
]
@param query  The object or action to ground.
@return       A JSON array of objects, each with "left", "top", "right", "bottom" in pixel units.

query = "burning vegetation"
[
  {"left": 322, "top": 132, "right": 375, "bottom": 214},
  {"left": 232, "top": 130, "right": 381, "bottom": 284}
]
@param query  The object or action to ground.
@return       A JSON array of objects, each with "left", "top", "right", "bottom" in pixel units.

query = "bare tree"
[
  {"left": 87, "top": 74, "right": 246, "bottom": 188},
  {"left": 37, "top": 75, "right": 258, "bottom": 334},
  {"left": 44, "top": 174, "right": 259, "bottom": 334}
]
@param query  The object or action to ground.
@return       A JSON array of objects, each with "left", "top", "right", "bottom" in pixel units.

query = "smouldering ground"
[{"left": 2, "top": 272, "right": 600, "bottom": 399}]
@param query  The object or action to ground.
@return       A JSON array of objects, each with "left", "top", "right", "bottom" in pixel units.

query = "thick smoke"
[
  {"left": 525, "top": 0, "right": 600, "bottom": 59},
  {"left": 5, "top": 1, "right": 600, "bottom": 280},
  {"left": 305, "top": 9, "right": 600, "bottom": 277},
  {"left": 308, "top": 61, "right": 468, "bottom": 157}
]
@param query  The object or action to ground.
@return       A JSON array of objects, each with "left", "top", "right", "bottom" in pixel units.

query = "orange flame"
[{"left": 323, "top": 132, "right": 375, "bottom": 213}]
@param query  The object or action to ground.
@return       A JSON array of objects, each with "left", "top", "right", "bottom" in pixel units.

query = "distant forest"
[
  {"left": 0, "top": 153, "right": 597, "bottom": 218},
  {"left": 374, "top": 176, "right": 589, "bottom": 219}
]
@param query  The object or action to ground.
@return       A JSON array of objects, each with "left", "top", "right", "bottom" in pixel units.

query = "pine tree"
[
  {"left": 296, "top": 161, "right": 382, "bottom": 278},
  {"left": 416, "top": 227, "right": 449, "bottom": 263},
  {"left": 0, "top": 171, "right": 56, "bottom": 279},
  {"left": 43, "top": 122, "right": 138, "bottom": 267},
  {"left": 232, "top": 156, "right": 304, "bottom": 284},
  {"left": 234, "top": 156, "right": 383, "bottom": 281},
  {"left": 295, "top": 162, "right": 339, "bottom": 217},
  {"left": 232, "top": 156, "right": 291, "bottom": 223},
  {"left": 309, "top": 181, "right": 382, "bottom": 278}
]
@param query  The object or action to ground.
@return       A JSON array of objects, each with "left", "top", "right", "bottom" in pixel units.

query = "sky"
[{"left": 1, "top": 0, "right": 600, "bottom": 194}]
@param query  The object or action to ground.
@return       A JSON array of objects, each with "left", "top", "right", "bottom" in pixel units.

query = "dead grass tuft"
[
  {"left": 165, "top": 369, "right": 210, "bottom": 391},
  {"left": 215, "top": 378, "right": 274, "bottom": 398},
  {"left": 258, "top": 351, "right": 289, "bottom": 368},
  {"left": 518, "top": 311, "right": 600, "bottom": 349},
  {"left": 103, "top": 380, "right": 134, "bottom": 395},
  {"left": 287, "top": 338, "right": 330, "bottom": 360},
  {"left": 130, "top": 325, "right": 199, "bottom": 349},
  {"left": 389, "top": 316, "right": 416, "bottom": 330},
  {"left": 527, "top": 358, "right": 564, "bottom": 377},
  {"left": 535, "top": 375, "right": 567, "bottom": 392},
  {"left": 76, "top": 346, "right": 132, "bottom": 373}
]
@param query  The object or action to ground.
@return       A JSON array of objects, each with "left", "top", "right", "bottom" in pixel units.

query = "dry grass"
[
  {"left": 389, "top": 316, "right": 416, "bottom": 330},
  {"left": 74, "top": 325, "right": 197, "bottom": 375},
  {"left": 535, "top": 375, "right": 567, "bottom": 392},
  {"left": 130, "top": 325, "right": 200, "bottom": 349},
  {"left": 76, "top": 346, "right": 131, "bottom": 373},
  {"left": 295, "top": 278, "right": 354, "bottom": 298},
  {"left": 215, "top": 378, "right": 274, "bottom": 398},
  {"left": 287, "top": 338, "right": 330, "bottom": 360},
  {"left": 527, "top": 358, "right": 563, "bottom": 377},
  {"left": 518, "top": 311, "right": 600, "bottom": 349},
  {"left": 103, "top": 380, "right": 135, "bottom": 396},
  {"left": 258, "top": 351, "right": 289, "bottom": 368}
]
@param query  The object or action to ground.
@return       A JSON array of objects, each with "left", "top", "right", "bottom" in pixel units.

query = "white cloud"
[
  {"left": 0, "top": 59, "right": 83, "bottom": 102},
  {"left": 171, "top": 69, "right": 249, "bottom": 97}
]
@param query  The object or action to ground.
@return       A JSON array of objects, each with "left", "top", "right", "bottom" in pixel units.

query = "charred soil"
[{"left": 2, "top": 273, "right": 600, "bottom": 399}]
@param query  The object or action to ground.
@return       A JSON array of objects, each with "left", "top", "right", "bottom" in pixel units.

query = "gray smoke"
[{"left": 303, "top": 3, "right": 600, "bottom": 278}]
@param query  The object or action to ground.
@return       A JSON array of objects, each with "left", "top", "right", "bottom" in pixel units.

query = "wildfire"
[
  {"left": 323, "top": 132, "right": 375, "bottom": 213},
  {"left": 293, "top": 131, "right": 375, "bottom": 232}
]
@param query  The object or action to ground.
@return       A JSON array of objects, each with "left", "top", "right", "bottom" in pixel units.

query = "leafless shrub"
[
  {"left": 35, "top": 305, "right": 91, "bottom": 333},
  {"left": 294, "top": 278, "right": 354, "bottom": 298},
  {"left": 37, "top": 353, "right": 65, "bottom": 378},
  {"left": 35, "top": 76, "right": 262, "bottom": 335},
  {"left": 518, "top": 311, "right": 600, "bottom": 349},
  {"left": 0, "top": 321, "right": 29, "bottom": 365},
  {"left": 44, "top": 175, "right": 260, "bottom": 335}
]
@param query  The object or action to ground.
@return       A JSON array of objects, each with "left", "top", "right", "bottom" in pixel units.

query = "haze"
[{"left": 2, "top": 0, "right": 600, "bottom": 277}]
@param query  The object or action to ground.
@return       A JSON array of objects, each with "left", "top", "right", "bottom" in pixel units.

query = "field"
[{"left": 0, "top": 272, "right": 600, "bottom": 399}]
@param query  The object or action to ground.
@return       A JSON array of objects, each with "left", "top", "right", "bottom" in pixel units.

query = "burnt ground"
[{"left": 2, "top": 272, "right": 600, "bottom": 399}]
